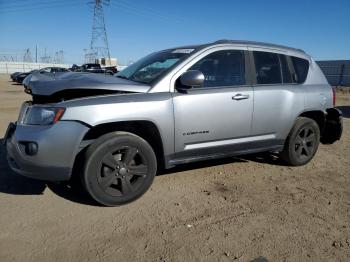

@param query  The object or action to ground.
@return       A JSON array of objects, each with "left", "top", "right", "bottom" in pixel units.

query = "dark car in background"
[
  {"left": 22, "top": 67, "right": 69, "bottom": 87},
  {"left": 15, "top": 67, "right": 69, "bottom": 84},
  {"left": 14, "top": 70, "right": 38, "bottom": 83},
  {"left": 70, "top": 63, "right": 117, "bottom": 75},
  {"left": 10, "top": 72, "right": 22, "bottom": 81},
  {"left": 39, "top": 67, "right": 69, "bottom": 74}
]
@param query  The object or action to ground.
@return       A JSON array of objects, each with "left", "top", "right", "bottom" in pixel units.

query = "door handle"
[{"left": 232, "top": 94, "right": 250, "bottom": 100}]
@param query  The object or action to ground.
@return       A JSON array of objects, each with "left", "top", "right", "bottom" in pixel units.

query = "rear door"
[
  {"left": 248, "top": 49, "right": 304, "bottom": 143},
  {"left": 172, "top": 48, "right": 254, "bottom": 157}
]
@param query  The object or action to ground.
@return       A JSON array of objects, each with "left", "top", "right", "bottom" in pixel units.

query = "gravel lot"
[{"left": 0, "top": 74, "right": 349, "bottom": 262}]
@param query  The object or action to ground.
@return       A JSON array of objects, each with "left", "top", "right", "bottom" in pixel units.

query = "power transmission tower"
[
  {"left": 54, "top": 50, "right": 64, "bottom": 64},
  {"left": 87, "top": 0, "right": 111, "bottom": 65},
  {"left": 23, "top": 48, "right": 33, "bottom": 62},
  {"left": 41, "top": 48, "right": 51, "bottom": 63}
]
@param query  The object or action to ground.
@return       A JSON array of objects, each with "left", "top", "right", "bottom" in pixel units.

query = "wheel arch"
[
  {"left": 81, "top": 120, "right": 166, "bottom": 169},
  {"left": 298, "top": 110, "right": 326, "bottom": 133}
]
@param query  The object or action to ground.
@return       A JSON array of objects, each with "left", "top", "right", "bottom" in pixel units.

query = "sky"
[{"left": 1, "top": 0, "right": 350, "bottom": 65}]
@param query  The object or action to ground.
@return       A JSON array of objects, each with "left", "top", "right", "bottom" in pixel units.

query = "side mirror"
[{"left": 179, "top": 70, "right": 205, "bottom": 88}]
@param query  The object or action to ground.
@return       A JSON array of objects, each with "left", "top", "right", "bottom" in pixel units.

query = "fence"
[
  {"left": 0, "top": 62, "right": 127, "bottom": 74},
  {"left": 0, "top": 62, "right": 70, "bottom": 74},
  {"left": 317, "top": 60, "right": 350, "bottom": 87}
]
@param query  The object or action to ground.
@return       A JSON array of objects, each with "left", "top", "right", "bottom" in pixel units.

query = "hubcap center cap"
[{"left": 119, "top": 167, "right": 127, "bottom": 176}]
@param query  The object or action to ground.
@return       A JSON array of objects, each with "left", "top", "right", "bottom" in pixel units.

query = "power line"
[
  {"left": 0, "top": 0, "right": 72, "bottom": 9},
  {"left": 0, "top": 0, "right": 86, "bottom": 14},
  {"left": 108, "top": 0, "right": 192, "bottom": 26},
  {"left": 117, "top": 0, "right": 191, "bottom": 24}
]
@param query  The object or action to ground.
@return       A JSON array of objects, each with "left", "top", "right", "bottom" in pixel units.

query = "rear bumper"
[
  {"left": 321, "top": 108, "right": 343, "bottom": 144},
  {"left": 6, "top": 121, "right": 89, "bottom": 181}
]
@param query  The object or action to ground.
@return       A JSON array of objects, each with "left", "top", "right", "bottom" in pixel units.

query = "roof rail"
[{"left": 212, "top": 39, "right": 305, "bottom": 53}]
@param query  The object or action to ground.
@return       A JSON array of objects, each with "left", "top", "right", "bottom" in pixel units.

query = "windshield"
[{"left": 115, "top": 48, "right": 195, "bottom": 84}]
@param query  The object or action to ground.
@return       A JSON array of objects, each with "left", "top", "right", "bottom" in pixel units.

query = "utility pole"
[
  {"left": 35, "top": 44, "right": 38, "bottom": 63},
  {"left": 88, "top": 0, "right": 111, "bottom": 65}
]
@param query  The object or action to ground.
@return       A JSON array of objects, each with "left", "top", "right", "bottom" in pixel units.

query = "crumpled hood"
[{"left": 27, "top": 72, "right": 151, "bottom": 96}]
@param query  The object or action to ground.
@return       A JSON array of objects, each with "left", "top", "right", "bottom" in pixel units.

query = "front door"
[{"left": 173, "top": 49, "right": 254, "bottom": 158}]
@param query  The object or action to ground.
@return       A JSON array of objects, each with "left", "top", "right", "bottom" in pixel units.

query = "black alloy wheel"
[
  {"left": 281, "top": 117, "right": 320, "bottom": 166},
  {"left": 82, "top": 132, "right": 157, "bottom": 206}
]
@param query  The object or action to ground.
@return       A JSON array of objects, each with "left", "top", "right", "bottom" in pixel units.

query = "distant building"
[
  {"left": 95, "top": 57, "right": 117, "bottom": 67},
  {"left": 317, "top": 60, "right": 350, "bottom": 87}
]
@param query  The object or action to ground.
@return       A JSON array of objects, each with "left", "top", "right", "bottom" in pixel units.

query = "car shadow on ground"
[
  {"left": 251, "top": 257, "right": 269, "bottom": 262},
  {"left": 0, "top": 139, "right": 46, "bottom": 195},
  {"left": 337, "top": 106, "right": 350, "bottom": 118},
  {"left": 0, "top": 138, "right": 99, "bottom": 206},
  {"left": 46, "top": 182, "right": 101, "bottom": 207},
  {"left": 47, "top": 152, "right": 283, "bottom": 206},
  {"left": 5, "top": 90, "right": 23, "bottom": 93},
  {"left": 0, "top": 136, "right": 283, "bottom": 206}
]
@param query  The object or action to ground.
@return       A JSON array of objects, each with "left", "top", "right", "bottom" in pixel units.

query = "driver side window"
[{"left": 189, "top": 50, "right": 246, "bottom": 88}]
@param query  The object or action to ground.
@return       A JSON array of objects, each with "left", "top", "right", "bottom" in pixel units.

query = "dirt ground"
[{"left": 0, "top": 74, "right": 349, "bottom": 262}]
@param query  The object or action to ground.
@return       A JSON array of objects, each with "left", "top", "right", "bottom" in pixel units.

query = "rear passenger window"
[
  {"left": 291, "top": 56, "right": 309, "bottom": 83},
  {"left": 253, "top": 51, "right": 282, "bottom": 84},
  {"left": 189, "top": 50, "right": 246, "bottom": 87},
  {"left": 280, "top": 55, "right": 293, "bottom": 83}
]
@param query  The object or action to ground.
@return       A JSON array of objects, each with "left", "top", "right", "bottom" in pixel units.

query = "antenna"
[{"left": 87, "top": 0, "right": 111, "bottom": 65}]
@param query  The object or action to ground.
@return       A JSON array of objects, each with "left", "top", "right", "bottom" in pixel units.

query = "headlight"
[{"left": 24, "top": 107, "right": 65, "bottom": 125}]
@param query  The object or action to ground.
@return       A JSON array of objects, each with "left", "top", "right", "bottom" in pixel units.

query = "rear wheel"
[
  {"left": 281, "top": 117, "right": 320, "bottom": 166},
  {"left": 82, "top": 132, "right": 157, "bottom": 206}
]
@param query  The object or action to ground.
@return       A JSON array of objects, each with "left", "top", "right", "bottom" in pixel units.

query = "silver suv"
[{"left": 5, "top": 40, "right": 343, "bottom": 206}]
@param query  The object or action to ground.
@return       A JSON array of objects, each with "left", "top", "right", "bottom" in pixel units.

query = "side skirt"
[{"left": 165, "top": 140, "right": 284, "bottom": 168}]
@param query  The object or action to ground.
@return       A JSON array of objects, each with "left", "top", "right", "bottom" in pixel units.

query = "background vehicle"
[
  {"left": 39, "top": 67, "right": 69, "bottom": 74},
  {"left": 5, "top": 40, "right": 343, "bottom": 206},
  {"left": 70, "top": 63, "right": 117, "bottom": 75},
  {"left": 22, "top": 67, "right": 69, "bottom": 88},
  {"left": 14, "top": 69, "right": 38, "bottom": 83},
  {"left": 14, "top": 67, "right": 69, "bottom": 84},
  {"left": 10, "top": 72, "right": 22, "bottom": 81}
]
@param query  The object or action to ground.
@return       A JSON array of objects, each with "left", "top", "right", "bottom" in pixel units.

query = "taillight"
[{"left": 332, "top": 87, "right": 336, "bottom": 107}]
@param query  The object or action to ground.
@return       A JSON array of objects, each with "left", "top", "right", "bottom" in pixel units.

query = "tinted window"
[
  {"left": 291, "top": 56, "right": 309, "bottom": 83},
  {"left": 280, "top": 55, "right": 293, "bottom": 83},
  {"left": 253, "top": 51, "right": 282, "bottom": 84},
  {"left": 190, "top": 50, "right": 246, "bottom": 87}
]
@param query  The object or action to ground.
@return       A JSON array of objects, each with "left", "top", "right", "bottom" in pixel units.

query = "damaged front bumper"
[{"left": 5, "top": 120, "right": 89, "bottom": 181}]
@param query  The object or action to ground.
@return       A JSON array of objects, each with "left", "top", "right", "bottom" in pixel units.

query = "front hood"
[{"left": 27, "top": 72, "right": 151, "bottom": 96}]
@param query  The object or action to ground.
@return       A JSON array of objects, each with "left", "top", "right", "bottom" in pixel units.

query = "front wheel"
[
  {"left": 280, "top": 117, "right": 320, "bottom": 166},
  {"left": 82, "top": 132, "right": 157, "bottom": 206}
]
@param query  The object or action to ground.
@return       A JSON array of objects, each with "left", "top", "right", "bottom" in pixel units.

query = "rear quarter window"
[{"left": 291, "top": 56, "right": 309, "bottom": 83}]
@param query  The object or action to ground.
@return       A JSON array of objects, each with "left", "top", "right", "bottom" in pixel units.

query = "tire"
[
  {"left": 280, "top": 117, "right": 320, "bottom": 166},
  {"left": 82, "top": 132, "right": 157, "bottom": 206}
]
